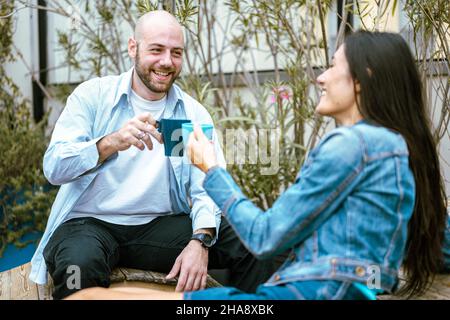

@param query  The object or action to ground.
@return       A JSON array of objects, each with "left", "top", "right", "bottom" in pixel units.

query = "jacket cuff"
[{"left": 192, "top": 214, "right": 219, "bottom": 246}]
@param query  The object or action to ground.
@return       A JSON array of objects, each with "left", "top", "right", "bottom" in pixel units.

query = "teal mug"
[
  {"left": 157, "top": 118, "right": 192, "bottom": 157},
  {"left": 181, "top": 123, "right": 214, "bottom": 149}
]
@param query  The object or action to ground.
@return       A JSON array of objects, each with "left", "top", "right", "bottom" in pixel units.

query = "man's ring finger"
[{"left": 137, "top": 131, "right": 145, "bottom": 140}]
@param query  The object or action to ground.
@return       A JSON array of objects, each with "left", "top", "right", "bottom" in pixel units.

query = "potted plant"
[
  {"left": 0, "top": 0, "right": 56, "bottom": 271},
  {"left": 0, "top": 96, "right": 56, "bottom": 271}
]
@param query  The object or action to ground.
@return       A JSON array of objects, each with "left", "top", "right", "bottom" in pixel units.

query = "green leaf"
[
  {"left": 136, "top": 0, "right": 158, "bottom": 14},
  {"left": 392, "top": 0, "right": 398, "bottom": 16}
]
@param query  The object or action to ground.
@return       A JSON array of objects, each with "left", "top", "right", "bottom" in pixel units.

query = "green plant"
[
  {"left": 402, "top": 0, "right": 450, "bottom": 141},
  {"left": 11, "top": 0, "right": 449, "bottom": 211},
  {"left": 42, "top": 0, "right": 325, "bottom": 209},
  {"left": 0, "top": 0, "right": 57, "bottom": 256}
]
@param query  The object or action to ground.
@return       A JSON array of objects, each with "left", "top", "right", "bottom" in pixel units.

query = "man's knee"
[
  {"left": 47, "top": 237, "right": 113, "bottom": 275},
  {"left": 46, "top": 240, "right": 113, "bottom": 299}
]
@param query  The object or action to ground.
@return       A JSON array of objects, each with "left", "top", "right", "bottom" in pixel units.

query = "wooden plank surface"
[
  {"left": 0, "top": 263, "right": 222, "bottom": 299},
  {"left": 0, "top": 265, "right": 12, "bottom": 300},
  {"left": 110, "top": 267, "right": 177, "bottom": 292},
  {"left": 0, "top": 263, "right": 39, "bottom": 300},
  {"left": 111, "top": 267, "right": 222, "bottom": 289},
  {"left": 37, "top": 280, "right": 53, "bottom": 300},
  {"left": 12, "top": 263, "right": 39, "bottom": 300},
  {"left": 110, "top": 281, "right": 176, "bottom": 292},
  {"left": 1, "top": 262, "right": 448, "bottom": 299}
]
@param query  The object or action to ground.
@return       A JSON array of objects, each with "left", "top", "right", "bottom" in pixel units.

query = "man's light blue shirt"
[{"left": 30, "top": 68, "right": 225, "bottom": 284}]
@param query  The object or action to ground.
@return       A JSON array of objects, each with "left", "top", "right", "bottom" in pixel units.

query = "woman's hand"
[{"left": 186, "top": 124, "right": 218, "bottom": 173}]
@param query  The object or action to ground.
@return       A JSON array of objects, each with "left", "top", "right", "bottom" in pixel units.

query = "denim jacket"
[
  {"left": 29, "top": 68, "right": 225, "bottom": 284},
  {"left": 443, "top": 214, "right": 450, "bottom": 273},
  {"left": 203, "top": 121, "right": 415, "bottom": 293}
]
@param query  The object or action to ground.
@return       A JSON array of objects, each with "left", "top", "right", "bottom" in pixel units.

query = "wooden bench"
[
  {"left": 1, "top": 262, "right": 449, "bottom": 300},
  {"left": 0, "top": 262, "right": 221, "bottom": 300}
]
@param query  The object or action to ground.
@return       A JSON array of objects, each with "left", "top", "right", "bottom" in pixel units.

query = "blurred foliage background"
[{"left": 0, "top": 0, "right": 448, "bottom": 256}]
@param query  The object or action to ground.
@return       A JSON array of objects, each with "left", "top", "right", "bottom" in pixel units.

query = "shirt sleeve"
[
  {"left": 203, "top": 128, "right": 365, "bottom": 259},
  {"left": 43, "top": 80, "right": 116, "bottom": 185},
  {"left": 188, "top": 110, "right": 227, "bottom": 245}
]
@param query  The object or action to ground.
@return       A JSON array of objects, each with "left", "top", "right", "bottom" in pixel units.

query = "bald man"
[{"left": 30, "top": 11, "right": 274, "bottom": 299}]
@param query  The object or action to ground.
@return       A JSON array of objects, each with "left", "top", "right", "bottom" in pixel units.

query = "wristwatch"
[{"left": 190, "top": 233, "right": 214, "bottom": 248}]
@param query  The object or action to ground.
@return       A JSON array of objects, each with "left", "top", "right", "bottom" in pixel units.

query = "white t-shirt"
[{"left": 68, "top": 90, "right": 172, "bottom": 225}]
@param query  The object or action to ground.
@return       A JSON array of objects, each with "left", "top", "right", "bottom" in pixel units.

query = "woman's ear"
[
  {"left": 355, "top": 67, "right": 372, "bottom": 94},
  {"left": 355, "top": 79, "right": 361, "bottom": 94}
]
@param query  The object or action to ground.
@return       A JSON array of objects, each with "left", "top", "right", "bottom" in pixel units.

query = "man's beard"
[{"left": 134, "top": 49, "right": 180, "bottom": 94}]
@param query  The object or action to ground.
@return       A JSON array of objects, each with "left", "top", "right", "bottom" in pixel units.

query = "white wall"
[
  {"left": 439, "top": 134, "right": 450, "bottom": 195},
  {"left": 428, "top": 76, "right": 450, "bottom": 194},
  {"left": 45, "top": 3, "right": 133, "bottom": 85},
  {"left": 3, "top": 5, "right": 37, "bottom": 105}
]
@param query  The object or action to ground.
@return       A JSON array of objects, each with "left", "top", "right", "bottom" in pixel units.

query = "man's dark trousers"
[{"left": 43, "top": 214, "right": 275, "bottom": 299}]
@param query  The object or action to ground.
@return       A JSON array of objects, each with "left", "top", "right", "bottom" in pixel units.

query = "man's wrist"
[
  {"left": 189, "top": 238, "right": 209, "bottom": 250},
  {"left": 193, "top": 228, "right": 215, "bottom": 237},
  {"left": 190, "top": 233, "right": 214, "bottom": 248},
  {"left": 97, "top": 134, "right": 117, "bottom": 163}
]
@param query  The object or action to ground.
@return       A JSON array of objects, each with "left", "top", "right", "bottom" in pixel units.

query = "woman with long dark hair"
[
  {"left": 342, "top": 31, "right": 448, "bottom": 296},
  {"left": 67, "top": 30, "right": 448, "bottom": 300}
]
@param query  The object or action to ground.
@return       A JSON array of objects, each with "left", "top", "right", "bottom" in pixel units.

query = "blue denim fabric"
[
  {"left": 184, "top": 280, "right": 373, "bottom": 300},
  {"left": 203, "top": 121, "right": 415, "bottom": 294},
  {"left": 442, "top": 213, "right": 450, "bottom": 273}
]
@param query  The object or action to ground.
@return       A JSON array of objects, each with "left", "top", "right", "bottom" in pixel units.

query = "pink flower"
[
  {"left": 269, "top": 95, "right": 277, "bottom": 104},
  {"left": 270, "top": 86, "right": 292, "bottom": 104}
]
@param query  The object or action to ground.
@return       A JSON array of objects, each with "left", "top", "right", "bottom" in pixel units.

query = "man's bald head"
[
  {"left": 134, "top": 10, "right": 183, "bottom": 43},
  {"left": 128, "top": 10, "right": 185, "bottom": 100}
]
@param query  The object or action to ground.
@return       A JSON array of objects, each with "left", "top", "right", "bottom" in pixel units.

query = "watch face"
[
  {"left": 201, "top": 234, "right": 213, "bottom": 247},
  {"left": 192, "top": 233, "right": 213, "bottom": 248}
]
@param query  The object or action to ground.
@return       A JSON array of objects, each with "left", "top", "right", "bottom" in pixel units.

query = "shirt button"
[
  {"left": 274, "top": 274, "right": 281, "bottom": 281},
  {"left": 355, "top": 266, "right": 366, "bottom": 277},
  {"left": 331, "top": 258, "right": 337, "bottom": 264}
]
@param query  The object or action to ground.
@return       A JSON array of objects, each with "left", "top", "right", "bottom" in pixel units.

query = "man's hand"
[
  {"left": 97, "top": 112, "right": 163, "bottom": 162},
  {"left": 165, "top": 240, "right": 209, "bottom": 292}
]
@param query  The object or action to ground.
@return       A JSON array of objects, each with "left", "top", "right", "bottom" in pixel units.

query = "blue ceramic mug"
[
  {"left": 181, "top": 123, "right": 214, "bottom": 149},
  {"left": 158, "top": 118, "right": 192, "bottom": 157}
]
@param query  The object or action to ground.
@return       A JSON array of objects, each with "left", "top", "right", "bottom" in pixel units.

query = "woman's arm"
[{"left": 188, "top": 126, "right": 365, "bottom": 259}]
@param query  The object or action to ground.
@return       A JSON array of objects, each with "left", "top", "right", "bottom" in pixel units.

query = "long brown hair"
[{"left": 344, "top": 30, "right": 447, "bottom": 297}]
